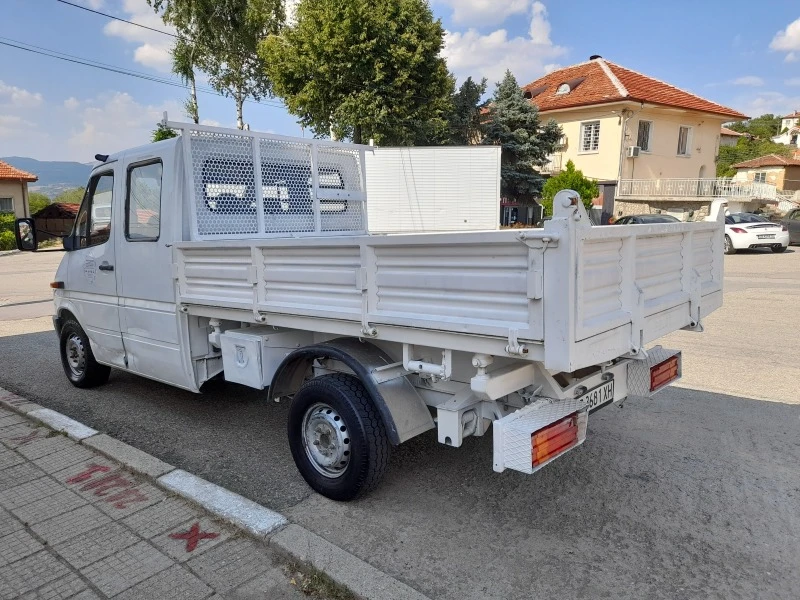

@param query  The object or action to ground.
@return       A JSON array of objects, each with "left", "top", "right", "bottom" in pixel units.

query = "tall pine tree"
[
  {"left": 482, "top": 71, "right": 561, "bottom": 202},
  {"left": 448, "top": 76, "right": 487, "bottom": 145}
]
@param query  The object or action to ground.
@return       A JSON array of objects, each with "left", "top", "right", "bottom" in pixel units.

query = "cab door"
[{"left": 64, "top": 168, "right": 125, "bottom": 368}]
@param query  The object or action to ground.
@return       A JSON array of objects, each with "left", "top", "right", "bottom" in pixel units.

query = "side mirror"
[
  {"left": 14, "top": 218, "right": 37, "bottom": 251},
  {"left": 63, "top": 235, "right": 76, "bottom": 251}
]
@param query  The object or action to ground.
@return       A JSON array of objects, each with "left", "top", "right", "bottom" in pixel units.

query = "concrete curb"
[
  {"left": 0, "top": 385, "right": 430, "bottom": 600},
  {"left": 0, "top": 249, "right": 20, "bottom": 257}
]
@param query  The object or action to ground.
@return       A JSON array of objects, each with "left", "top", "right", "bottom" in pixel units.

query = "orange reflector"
[
  {"left": 50, "top": 281, "right": 64, "bottom": 289},
  {"left": 650, "top": 355, "right": 680, "bottom": 392},
  {"left": 531, "top": 413, "right": 579, "bottom": 467}
]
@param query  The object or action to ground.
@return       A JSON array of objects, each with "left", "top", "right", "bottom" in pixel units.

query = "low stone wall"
[{"left": 612, "top": 200, "right": 711, "bottom": 221}]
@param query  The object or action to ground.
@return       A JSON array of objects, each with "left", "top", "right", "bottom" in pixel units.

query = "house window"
[
  {"left": 580, "top": 121, "right": 600, "bottom": 152},
  {"left": 0, "top": 198, "right": 13, "bottom": 214},
  {"left": 677, "top": 125, "right": 692, "bottom": 156},
  {"left": 637, "top": 120, "right": 653, "bottom": 152},
  {"left": 754, "top": 172, "right": 766, "bottom": 183},
  {"left": 791, "top": 133, "right": 798, "bottom": 145}
]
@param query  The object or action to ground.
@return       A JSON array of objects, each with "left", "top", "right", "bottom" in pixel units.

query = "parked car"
[
  {"left": 613, "top": 214, "right": 680, "bottom": 225},
  {"left": 724, "top": 212, "right": 789, "bottom": 255},
  {"left": 780, "top": 208, "right": 800, "bottom": 245}
]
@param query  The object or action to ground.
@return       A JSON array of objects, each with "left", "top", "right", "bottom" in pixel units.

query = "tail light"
[
  {"left": 532, "top": 413, "right": 580, "bottom": 467},
  {"left": 730, "top": 227, "right": 747, "bottom": 234}
]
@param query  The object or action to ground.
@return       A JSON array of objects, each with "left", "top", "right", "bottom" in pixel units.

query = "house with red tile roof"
[
  {"left": 732, "top": 154, "right": 800, "bottom": 194},
  {"left": 0, "top": 160, "right": 38, "bottom": 218},
  {"left": 522, "top": 56, "right": 761, "bottom": 221},
  {"left": 772, "top": 112, "right": 800, "bottom": 148},
  {"left": 720, "top": 127, "right": 745, "bottom": 147}
]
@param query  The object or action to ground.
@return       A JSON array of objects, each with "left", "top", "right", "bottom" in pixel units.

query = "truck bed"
[{"left": 174, "top": 212, "right": 723, "bottom": 373}]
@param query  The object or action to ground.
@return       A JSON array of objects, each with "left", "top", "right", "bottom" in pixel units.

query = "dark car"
[
  {"left": 781, "top": 208, "right": 800, "bottom": 245},
  {"left": 613, "top": 214, "right": 680, "bottom": 225}
]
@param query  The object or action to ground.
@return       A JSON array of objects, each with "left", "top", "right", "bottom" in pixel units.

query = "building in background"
[
  {"left": 0, "top": 160, "right": 38, "bottom": 218},
  {"left": 772, "top": 112, "right": 800, "bottom": 148},
  {"left": 720, "top": 126, "right": 745, "bottom": 147},
  {"left": 523, "top": 56, "right": 754, "bottom": 222}
]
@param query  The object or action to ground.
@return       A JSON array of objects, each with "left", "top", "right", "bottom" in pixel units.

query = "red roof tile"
[
  {"left": 731, "top": 154, "right": 800, "bottom": 169},
  {"left": 783, "top": 111, "right": 800, "bottom": 119},
  {"left": 0, "top": 160, "right": 37, "bottom": 182},
  {"left": 720, "top": 127, "right": 745, "bottom": 137},
  {"left": 522, "top": 58, "right": 748, "bottom": 120}
]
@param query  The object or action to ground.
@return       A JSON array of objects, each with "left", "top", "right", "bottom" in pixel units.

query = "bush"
[
  {"left": 0, "top": 213, "right": 15, "bottom": 234},
  {"left": 541, "top": 160, "right": 598, "bottom": 216},
  {"left": 0, "top": 230, "right": 15, "bottom": 251}
]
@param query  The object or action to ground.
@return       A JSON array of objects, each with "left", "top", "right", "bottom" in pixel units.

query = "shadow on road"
[{"left": 1, "top": 329, "right": 798, "bottom": 600}]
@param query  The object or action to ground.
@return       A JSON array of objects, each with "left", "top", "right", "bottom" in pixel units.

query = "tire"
[
  {"left": 723, "top": 235, "right": 736, "bottom": 255},
  {"left": 59, "top": 319, "right": 111, "bottom": 388},
  {"left": 287, "top": 373, "right": 389, "bottom": 501},
  {"left": 771, "top": 245, "right": 787, "bottom": 253}
]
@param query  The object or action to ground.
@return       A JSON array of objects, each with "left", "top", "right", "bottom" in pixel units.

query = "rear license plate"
[
  {"left": 577, "top": 379, "right": 614, "bottom": 412},
  {"left": 650, "top": 355, "right": 681, "bottom": 392},
  {"left": 757, "top": 234, "right": 775, "bottom": 239}
]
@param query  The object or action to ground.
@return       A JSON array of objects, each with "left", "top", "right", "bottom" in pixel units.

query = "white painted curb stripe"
[
  {"left": 158, "top": 469, "right": 287, "bottom": 537},
  {"left": 28, "top": 408, "right": 98, "bottom": 440}
]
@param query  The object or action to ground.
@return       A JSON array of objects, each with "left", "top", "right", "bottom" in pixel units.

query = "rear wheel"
[
  {"left": 723, "top": 235, "right": 736, "bottom": 255},
  {"left": 287, "top": 374, "right": 389, "bottom": 501},
  {"left": 59, "top": 320, "right": 111, "bottom": 388},
  {"left": 771, "top": 245, "right": 787, "bottom": 253}
]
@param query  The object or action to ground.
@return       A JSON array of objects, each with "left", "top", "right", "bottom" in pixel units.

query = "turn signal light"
[
  {"left": 532, "top": 413, "right": 579, "bottom": 467},
  {"left": 730, "top": 227, "right": 747, "bottom": 234},
  {"left": 50, "top": 281, "right": 64, "bottom": 289}
]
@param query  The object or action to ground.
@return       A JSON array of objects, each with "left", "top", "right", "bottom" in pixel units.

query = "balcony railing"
[
  {"left": 541, "top": 154, "right": 562, "bottom": 174},
  {"left": 617, "top": 178, "right": 777, "bottom": 200}
]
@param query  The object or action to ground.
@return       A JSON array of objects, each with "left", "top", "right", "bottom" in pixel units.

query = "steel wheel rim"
[
  {"left": 301, "top": 402, "right": 351, "bottom": 479},
  {"left": 724, "top": 236, "right": 731, "bottom": 252},
  {"left": 65, "top": 333, "right": 86, "bottom": 378}
]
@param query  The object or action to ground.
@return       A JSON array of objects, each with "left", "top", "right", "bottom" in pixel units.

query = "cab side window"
[
  {"left": 73, "top": 173, "right": 114, "bottom": 248},
  {"left": 126, "top": 161, "right": 162, "bottom": 241},
  {"left": 792, "top": 211, "right": 800, "bottom": 221}
]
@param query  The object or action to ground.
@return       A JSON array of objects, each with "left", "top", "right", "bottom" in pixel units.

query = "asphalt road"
[{"left": 1, "top": 249, "right": 798, "bottom": 600}]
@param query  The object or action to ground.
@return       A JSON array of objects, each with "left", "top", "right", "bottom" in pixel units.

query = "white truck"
[{"left": 14, "top": 120, "right": 725, "bottom": 501}]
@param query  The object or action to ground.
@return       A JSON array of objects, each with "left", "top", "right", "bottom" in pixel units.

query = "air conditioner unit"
[{"left": 627, "top": 146, "right": 641, "bottom": 158}]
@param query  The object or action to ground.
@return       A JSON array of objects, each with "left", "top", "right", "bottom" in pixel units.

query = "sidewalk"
[{"left": 0, "top": 404, "right": 310, "bottom": 600}]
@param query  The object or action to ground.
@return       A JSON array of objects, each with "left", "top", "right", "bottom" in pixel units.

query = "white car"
[{"left": 724, "top": 213, "right": 789, "bottom": 255}]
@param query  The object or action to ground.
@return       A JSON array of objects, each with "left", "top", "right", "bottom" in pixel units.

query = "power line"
[
  {"left": 55, "top": 0, "right": 178, "bottom": 38},
  {"left": 0, "top": 37, "right": 285, "bottom": 109}
]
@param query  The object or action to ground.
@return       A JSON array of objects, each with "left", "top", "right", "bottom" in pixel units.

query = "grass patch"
[{"left": 286, "top": 562, "right": 356, "bottom": 600}]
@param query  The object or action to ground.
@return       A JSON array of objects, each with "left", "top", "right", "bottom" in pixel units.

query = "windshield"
[
  {"left": 727, "top": 213, "right": 769, "bottom": 224},
  {"left": 639, "top": 215, "right": 679, "bottom": 223}
]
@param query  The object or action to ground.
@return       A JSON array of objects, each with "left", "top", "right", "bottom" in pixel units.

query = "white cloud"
[
  {"left": 442, "top": 4, "right": 566, "bottom": 86},
  {"left": 0, "top": 81, "right": 44, "bottom": 108},
  {"left": 103, "top": 0, "right": 175, "bottom": 73},
  {"left": 785, "top": 52, "right": 798, "bottom": 63},
  {"left": 200, "top": 118, "right": 221, "bottom": 127},
  {"left": 733, "top": 90, "right": 800, "bottom": 119},
  {"left": 786, "top": 77, "right": 800, "bottom": 86},
  {"left": 731, "top": 76, "right": 764, "bottom": 86},
  {"left": 434, "top": 0, "right": 530, "bottom": 27},
  {"left": 770, "top": 17, "right": 800, "bottom": 61},
  {"left": 63, "top": 97, "right": 80, "bottom": 110}
]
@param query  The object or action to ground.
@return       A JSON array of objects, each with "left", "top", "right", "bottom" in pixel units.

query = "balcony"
[
  {"left": 541, "top": 154, "right": 562, "bottom": 174},
  {"left": 616, "top": 178, "right": 777, "bottom": 201}
]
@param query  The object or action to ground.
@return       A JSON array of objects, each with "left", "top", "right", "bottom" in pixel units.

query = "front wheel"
[
  {"left": 771, "top": 245, "right": 787, "bottom": 253},
  {"left": 287, "top": 374, "right": 390, "bottom": 501},
  {"left": 59, "top": 320, "right": 111, "bottom": 388},
  {"left": 723, "top": 235, "right": 736, "bottom": 255}
]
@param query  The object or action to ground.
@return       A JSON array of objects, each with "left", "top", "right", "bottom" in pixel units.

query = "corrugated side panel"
[
  {"left": 578, "top": 238, "right": 624, "bottom": 331},
  {"left": 692, "top": 229, "right": 716, "bottom": 294},
  {"left": 365, "top": 147, "right": 500, "bottom": 233},
  {"left": 261, "top": 245, "right": 362, "bottom": 315},
  {"left": 636, "top": 233, "right": 685, "bottom": 313},
  {"left": 372, "top": 242, "right": 532, "bottom": 332},
  {"left": 180, "top": 247, "right": 253, "bottom": 304}
]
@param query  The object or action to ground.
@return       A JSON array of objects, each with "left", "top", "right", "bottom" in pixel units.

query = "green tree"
[
  {"left": 541, "top": 160, "right": 598, "bottom": 215},
  {"left": 448, "top": 76, "right": 487, "bottom": 145},
  {"left": 260, "top": 0, "right": 452, "bottom": 145},
  {"left": 172, "top": 37, "right": 200, "bottom": 123},
  {"left": 28, "top": 192, "right": 50, "bottom": 216},
  {"left": 152, "top": 123, "right": 178, "bottom": 142},
  {"left": 717, "top": 137, "right": 793, "bottom": 177},
  {"left": 481, "top": 70, "right": 561, "bottom": 202},
  {"left": 149, "top": 0, "right": 283, "bottom": 129},
  {"left": 726, "top": 114, "right": 783, "bottom": 139},
  {"left": 53, "top": 188, "right": 85, "bottom": 205}
]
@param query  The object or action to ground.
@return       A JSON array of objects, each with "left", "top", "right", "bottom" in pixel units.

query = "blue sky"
[{"left": 1, "top": 0, "right": 799, "bottom": 161}]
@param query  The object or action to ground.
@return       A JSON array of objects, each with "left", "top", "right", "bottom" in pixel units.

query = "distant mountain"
[{"left": 1, "top": 157, "right": 92, "bottom": 199}]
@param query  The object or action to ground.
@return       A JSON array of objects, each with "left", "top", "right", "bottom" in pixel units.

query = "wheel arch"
[{"left": 269, "top": 337, "right": 434, "bottom": 446}]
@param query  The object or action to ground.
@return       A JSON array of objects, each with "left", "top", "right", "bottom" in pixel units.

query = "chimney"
[{"left": 589, "top": 55, "right": 602, "bottom": 60}]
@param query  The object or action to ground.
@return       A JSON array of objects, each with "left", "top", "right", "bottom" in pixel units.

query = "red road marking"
[
  {"left": 65, "top": 463, "right": 150, "bottom": 509},
  {"left": 169, "top": 522, "right": 219, "bottom": 552},
  {"left": 80, "top": 474, "right": 134, "bottom": 496},
  {"left": 66, "top": 464, "right": 112, "bottom": 484},
  {"left": 105, "top": 488, "right": 150, "bottom": 509}
]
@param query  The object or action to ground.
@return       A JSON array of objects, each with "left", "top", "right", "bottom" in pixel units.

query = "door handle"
[{"left": 98, "top": 262, "right": 114, "bottom": 272}]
